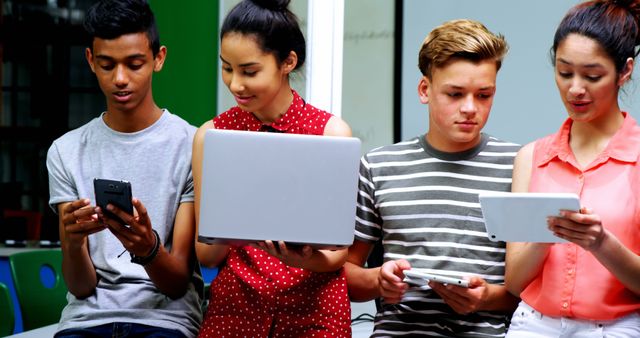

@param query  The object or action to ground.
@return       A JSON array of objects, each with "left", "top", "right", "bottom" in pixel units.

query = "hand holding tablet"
[{"left": 403, "top": 270, "right": 470, "bottom": 288}]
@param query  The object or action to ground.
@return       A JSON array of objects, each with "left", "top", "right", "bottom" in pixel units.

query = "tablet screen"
[{"left": 479, "top": 192, "right": 580, "bottom": 243}]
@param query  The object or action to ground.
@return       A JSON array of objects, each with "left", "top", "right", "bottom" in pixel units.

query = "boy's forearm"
[
  {"left": 345, "top": 262, "right": 380, "bottom": 302},
  {"left": 61, "top": 244, "right": 98, "bottom": 299},
  {"left": 145, "top": 246, "right": 193, "bottom": 299}
]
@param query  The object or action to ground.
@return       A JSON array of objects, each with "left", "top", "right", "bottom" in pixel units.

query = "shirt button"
[
  {"left": 562, "top": 302, "right": 569, "bottom": 308},
  {"left": 567, "top": 268, "right": 574, "bottom": 275}
]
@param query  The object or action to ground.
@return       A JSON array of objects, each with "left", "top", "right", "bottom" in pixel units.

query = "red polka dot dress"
[{"left": 198, "top": 91, "right": 352, "bottom": 338}]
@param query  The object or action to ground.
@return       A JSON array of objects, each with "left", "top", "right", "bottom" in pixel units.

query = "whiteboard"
[{"left": 343, "top": 0, "right": 395, "bottom": 153}]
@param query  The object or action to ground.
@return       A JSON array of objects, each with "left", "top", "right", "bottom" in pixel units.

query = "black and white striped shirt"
[{"left": 355, "top": 133, "right": 520, "bottom": 338}]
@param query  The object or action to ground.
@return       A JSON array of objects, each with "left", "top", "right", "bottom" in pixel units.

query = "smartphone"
[
  {"left": 93, "top": 178, "right": 133, "bottom": 225},
  {"left": 403, "top": 269, "right": 470, "bottom": 288}
]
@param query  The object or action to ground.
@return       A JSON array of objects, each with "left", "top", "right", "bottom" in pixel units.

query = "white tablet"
[
  {"left": 479, "top": 192, "right": 580, "bottom": 243},
  {"left": 403, "top": 270, "right": 470, "bottom": 288}
]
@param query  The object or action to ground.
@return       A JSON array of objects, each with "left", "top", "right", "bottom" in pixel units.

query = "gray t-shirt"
[{"left": 47, "top": 110, "right": 202, "bottom": 337}]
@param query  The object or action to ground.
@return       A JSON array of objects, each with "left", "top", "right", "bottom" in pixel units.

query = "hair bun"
[
  {"left": 249, "top": 0, "right": 291, "bottom": 11},
  {"left": 610, "top": 0, "right": 640, "bottom": 16},
  {"left": 609, "top": 0, "right": 640, "bottom": 45},
  {"left": 612, "top": 0, "right": 635, "bottom": 6}
]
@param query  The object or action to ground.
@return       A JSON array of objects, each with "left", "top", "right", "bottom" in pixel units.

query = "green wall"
[{"left": 150, "top": 1, "right": 218, "bottom": 127}]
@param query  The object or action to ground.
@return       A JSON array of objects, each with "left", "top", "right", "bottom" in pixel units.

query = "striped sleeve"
[{"left": 354, "top": 154, "right": 383, "bottom": 242}]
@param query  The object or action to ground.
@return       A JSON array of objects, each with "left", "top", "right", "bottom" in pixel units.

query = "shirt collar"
[
  {"left": 419, "top": 133, "right": 490, "bottom": 160},
  {"left": 536, "top": 112, "right": 640, "bottom": 167}
]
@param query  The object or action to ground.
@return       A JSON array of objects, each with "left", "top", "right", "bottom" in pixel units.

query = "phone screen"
[{"left": 93, "top": 178, "right": 133, "bottom": 224}]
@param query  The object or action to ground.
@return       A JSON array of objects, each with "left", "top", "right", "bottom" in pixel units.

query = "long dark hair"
[{"left": 552, "top": 0, "right": 640, "bottom": 73}]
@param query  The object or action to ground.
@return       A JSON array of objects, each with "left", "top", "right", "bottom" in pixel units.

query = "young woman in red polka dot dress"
[{"left": 191, "top": 0, "right": 353, "bottom": 336}]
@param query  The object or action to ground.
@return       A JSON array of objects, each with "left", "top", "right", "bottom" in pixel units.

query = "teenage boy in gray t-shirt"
[{"left": 46, "top": 1, "right": 202, "bottom": 337}]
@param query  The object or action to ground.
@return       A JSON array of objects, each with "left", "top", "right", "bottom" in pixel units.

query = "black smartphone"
[{"left": 93, "top": 178, "right": 133, "bottom": 225}]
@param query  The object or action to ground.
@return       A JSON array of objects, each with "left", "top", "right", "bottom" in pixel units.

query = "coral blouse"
[{"left": 522, "top": 113, "right": 640, "bottom": 320}]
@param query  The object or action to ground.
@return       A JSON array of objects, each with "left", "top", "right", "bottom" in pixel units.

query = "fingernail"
[{"left": 106, "top": 204, "right": 114, "bottom": 211}]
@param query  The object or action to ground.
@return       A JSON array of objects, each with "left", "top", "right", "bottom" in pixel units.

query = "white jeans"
[{"left": 506, "top": 301, "right": 640, "bottom": 338}]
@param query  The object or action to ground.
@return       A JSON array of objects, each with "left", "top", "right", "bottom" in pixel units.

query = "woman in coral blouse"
[
  {"left": 191, "top": 0, "right": 352, "bottom": 337},
  {"left": 505, "top": 0, "right": 640, "bottom": 337}
]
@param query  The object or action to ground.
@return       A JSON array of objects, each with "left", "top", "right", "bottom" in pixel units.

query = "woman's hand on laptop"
[
  {"left": 253, "top": 240, "right": 313, "bottom": 268},
  {"left": 252, "top": 240, "right": 349, "bottom": 272}
]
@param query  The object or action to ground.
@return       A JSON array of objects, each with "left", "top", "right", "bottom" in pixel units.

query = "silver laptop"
[{"left": 198, "top": 129, "right": 361, "bottom": 249}]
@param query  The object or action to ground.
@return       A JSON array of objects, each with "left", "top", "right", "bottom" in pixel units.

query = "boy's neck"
[
  {"left": 424, "top": 132, "right": 483, "bottom": 154},
  {"left": 103, "top": 99, "right": 163, "bottom": 133}
]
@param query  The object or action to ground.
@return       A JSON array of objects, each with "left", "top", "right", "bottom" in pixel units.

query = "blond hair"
[{"left": 418, "top": 19, "right": 508, "bottom": 78}]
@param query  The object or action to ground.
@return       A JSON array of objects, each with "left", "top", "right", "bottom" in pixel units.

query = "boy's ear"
[
  {"left": 282, "top": 51, "right": 298, "bottom": 75},
  {"left": 418, "top": 76, "right": 430, "bottom": 104},
  {"left": 153, "top": 46, "right": 168, "bottom": 72},
  {"left": 85, "top": 47, "right": 96, "bottom": 73}
]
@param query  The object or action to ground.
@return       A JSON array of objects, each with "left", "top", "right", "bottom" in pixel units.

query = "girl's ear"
[
  {"left": 282, "top": 51, "right": 298, "bottom": 75},
  {"left": 618, "top": 57, "right": 634, "bottom": 87}
]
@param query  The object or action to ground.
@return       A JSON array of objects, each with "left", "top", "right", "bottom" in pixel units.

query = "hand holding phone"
[
  {"left": 93, "top": 178, "right": 133, "bottom": 225},
  {"left": 403, "top": 269, "right": 470, "bottom": 288}
]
